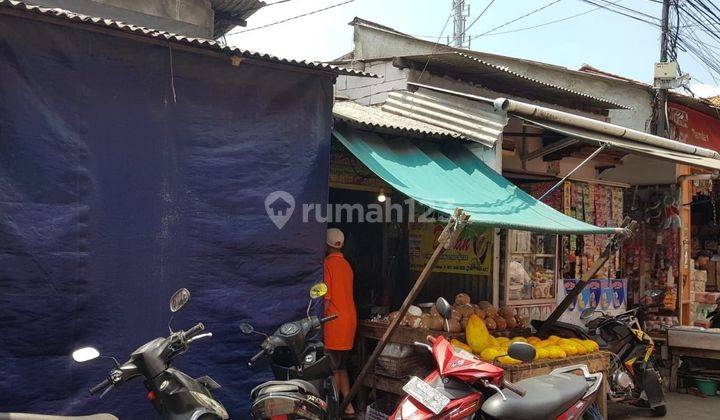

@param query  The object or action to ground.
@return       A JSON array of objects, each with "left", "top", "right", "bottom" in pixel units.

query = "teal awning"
[{"left": 333, "top": 127, "right": 619, "bottom": 235}]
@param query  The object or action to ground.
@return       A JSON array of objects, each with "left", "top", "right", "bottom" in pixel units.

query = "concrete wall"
[
  {"left": 352, "top": 22, "right": 656, "bottom": 132},
  {"left": 29, "top": 0, "right": 214, "bottom": 37},
  {"left": 342, "top": 21, "right": 678, "bottom": 186},
  {"left": 336, "top": 60, "right": 409, "bottom": 106}
]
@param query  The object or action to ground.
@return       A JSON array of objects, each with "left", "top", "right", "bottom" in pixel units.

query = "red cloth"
[{"left": 323, "top": 252, "right": 357, "bottom": 350}]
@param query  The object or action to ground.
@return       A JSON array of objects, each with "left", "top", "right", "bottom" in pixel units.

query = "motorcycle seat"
[
  {"left": 251, "top": 379, "right": 321, "bottom": 399},
  {"left": 0, "top": 415, "right": 118, "bottom": 420},
  {"left": 481, "top": 373, "right": 588, "bottom": 420}
]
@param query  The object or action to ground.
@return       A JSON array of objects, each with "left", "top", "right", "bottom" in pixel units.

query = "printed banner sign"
[
  {"left": 556, "top": 278, "right": 627, "bottom": 325},
  {"left": 409, "top": 221, "right": 493, "bottom": 275}
]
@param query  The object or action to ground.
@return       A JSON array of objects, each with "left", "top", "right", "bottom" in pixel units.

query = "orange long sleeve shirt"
[{"left": 323, "top": 252, "right": 357, "bottom": 350}]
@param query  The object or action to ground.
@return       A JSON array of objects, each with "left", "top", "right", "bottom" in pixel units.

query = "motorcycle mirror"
[
  {"left": 435, "top": 297, "right": 453, "bottom": 320},
  {"left": 507, "top": 342, "right": 536, "bottom": 363},
  {"left": 309, "top": 283, "right": 328, "bottom": 299},
  {"left": 580, "top": 307, "right": 596, "bottom": 320},
  {"left": 170, "top": 288, "right": 191, "bottom": 313},
  {"left": 72, "top": 347, "right": 100, "bottom": 363},
  {"left": 239, "top": 322, "right": 254, "bottom": 335},
  {"left": 646, "top": 290, "right": 663, "bottom": 299}
]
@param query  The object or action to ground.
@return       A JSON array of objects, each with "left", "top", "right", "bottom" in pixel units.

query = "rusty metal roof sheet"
[
  {"left": 0, "top": 0, "right": 373, "bottom": 77},
  {"left": 333, "top": 101, "right": 467, "bottom": 141},
  {"left": 395, "top": 52, "right": 629, "bottom": 113}
]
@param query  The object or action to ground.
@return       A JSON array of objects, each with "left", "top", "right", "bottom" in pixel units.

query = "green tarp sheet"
[{"left": 333, "top": 127, "right": 619, "bottom": 234}]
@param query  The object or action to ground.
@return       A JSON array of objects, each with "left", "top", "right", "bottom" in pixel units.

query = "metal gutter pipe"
[
  {"left": 677, "top": 173, "right": 719, "bottom": 183},
  {"left": 493, "top": 98, "right": 720, "bottom": 159}
]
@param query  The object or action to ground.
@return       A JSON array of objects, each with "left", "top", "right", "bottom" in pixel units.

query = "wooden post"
[
  {"left": 538, "top": 219, "right": 637, "bottom": 336},
  {"left": 341, "top": 208, "right": 470, "bottom": 412},
  {"left": 677, "top": 166, "right": 692, "bottom": 325}
]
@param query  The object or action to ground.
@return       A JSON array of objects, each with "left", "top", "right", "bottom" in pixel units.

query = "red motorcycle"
[{"left": 391, "top": 298, "right": 604, "bottom": 420}]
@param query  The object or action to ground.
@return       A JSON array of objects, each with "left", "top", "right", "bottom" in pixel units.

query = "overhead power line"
[
  {"left": 228, "top": 0, "right": 355, "bottom": 35},
  {"left": 475, "top": 0, "right": 624, "bottom": 37},
  {"left": 463, "top": 0, "right": 497, "bottom": 35},
  {"left": 468, "top": 0, "right": 563, "bottom": 40},
  {"left": 576, "top": 0, "right": 659, "bottom": 26},
  {"left": 592, "top": 0, "right": 660, "bottom": 22}
]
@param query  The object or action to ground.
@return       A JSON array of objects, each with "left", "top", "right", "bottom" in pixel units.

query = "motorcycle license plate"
[{"left": 402, "top": 376, "right": 450, "bottom": 415}]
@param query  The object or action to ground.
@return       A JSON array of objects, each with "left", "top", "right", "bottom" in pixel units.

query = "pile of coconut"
[{"left": 374, "top": 293, "right": 525, "bottom": 333}]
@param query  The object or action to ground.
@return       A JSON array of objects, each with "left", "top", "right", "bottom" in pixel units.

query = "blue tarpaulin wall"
[{"left": 0, "top": 13, "right": 331, "bottom": 417}]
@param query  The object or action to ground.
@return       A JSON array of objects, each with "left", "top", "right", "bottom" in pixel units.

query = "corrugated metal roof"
[
  {"left": 522, "top": 116, "right": 720, "bottom": 171},
  {"left": 381, "top": 90, "right": 507, "bottom": 147},
  {"left": 0, "top": 0, "right": 373, "bottom": 77},
  {"left": 211, "top": 0, "right": 265, "bottom": 37},
  {"left": 333, "top": 101, "right": 466, "bottom": 141},
  {"left": 395, "top": 52, "right": 630, "bottom": 112}
]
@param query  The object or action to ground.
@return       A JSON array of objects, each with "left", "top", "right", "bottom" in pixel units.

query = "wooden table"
[
  {"left": 355, "top": 321, "right": 467, "bottom": 411},
  {"left": 648, "top": 331, "right": 669, "bottom": 362},
  {"left": 669, "top": 346, "right": 720, "bottom": 391},
  {"left": 354, "top": 320, "right": 606, "bottom": 417},
  {"left": 499, "top": 351, "right": 611, "bottom": 418}
]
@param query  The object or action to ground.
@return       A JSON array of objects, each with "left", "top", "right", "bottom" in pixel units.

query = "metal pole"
[
  {"left": 655, "top": 0, "right": 671, "bottom": 137},
  {"left": 538, "top": 143, "right": 609, "bottom": 202},
  {"left": 451, "top": 0, "right": 466, "bottom": 48},
  {"left": 341, "top": 208, "right": 469, "bottom": 411}
]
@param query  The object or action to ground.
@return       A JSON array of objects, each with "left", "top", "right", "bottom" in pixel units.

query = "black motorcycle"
[
  {"left": 243, "top": 283, "right": 339, "bottom": 420},
  {"left": 73, "top": 288, "right": 228, "bottom": 419},
  {"left": 536, "top": 291, "right": 666, "bottom": 417}
]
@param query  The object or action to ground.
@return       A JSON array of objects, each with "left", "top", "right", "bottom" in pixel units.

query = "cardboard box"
[
  {"left": 708, "top": 262, "right": 717, "bottom": 288},
  {"left": 693, "top": 280, "right": 707, "bottom": 292},
  {"left": 694, "top": 269, "right": 708, "bottom": 283}
]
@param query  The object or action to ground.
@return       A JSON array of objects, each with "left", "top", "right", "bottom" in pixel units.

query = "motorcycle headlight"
[
  {"left": 613, "top": 371, "right": 634, "bottom": 390},
  {"left": 190, "top": 391, "right": 228, "bottom": 418}
]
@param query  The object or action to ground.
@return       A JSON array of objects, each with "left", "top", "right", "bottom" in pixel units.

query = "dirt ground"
[{"left": 607, "top": 391, "right": 720, "bottom": 419}]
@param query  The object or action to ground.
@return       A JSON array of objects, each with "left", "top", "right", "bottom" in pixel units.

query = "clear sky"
[{"left": 226, "top": 0, "right": 720, "bottom": 98}]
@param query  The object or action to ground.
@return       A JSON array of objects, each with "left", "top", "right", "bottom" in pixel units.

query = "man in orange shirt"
[{"left": 324, "top": 228, "right": 357, "bottom": 417}]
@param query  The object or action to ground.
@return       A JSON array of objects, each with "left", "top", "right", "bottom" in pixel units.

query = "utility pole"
[
  {"left": 451, "top": 0, "right": 469, "bottom": 49},
  {"left": 655, "top": 0, "right": 672, "bottom": 137}
]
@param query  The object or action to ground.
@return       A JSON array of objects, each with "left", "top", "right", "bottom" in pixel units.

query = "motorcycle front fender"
[
  {"left": 147, "top": 368, "right": 229, "bottom": 419},
  {"left": 643, "top": 367, "right": 665, "bottom": 408}
]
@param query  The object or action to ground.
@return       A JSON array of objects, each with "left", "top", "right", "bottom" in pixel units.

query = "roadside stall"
[
  {"left": 668, "top": 326, "right": 720, "bottom": 392},
  {"left": 328, "top": 104, "right": 619, "bottom": 416},
  {"left": 504, "top": 179, "right": 629, "bottom": 326},
  {"left": 330, "top": 86, "right": 720, "bottom": 417}
]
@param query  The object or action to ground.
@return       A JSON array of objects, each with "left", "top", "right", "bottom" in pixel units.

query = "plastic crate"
[
  {"left": 365, "top": 396, "right": 397, "bottom": 420},
  {"left": 375, "top": 352, "right": 431, "bottom": 378}
]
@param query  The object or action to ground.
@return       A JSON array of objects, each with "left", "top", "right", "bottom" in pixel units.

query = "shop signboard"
[
  {"left": 409, "top": 221, "right": 493, "bottom": 275},
  {"left": 556, "top": 278, "right": 627, "bottom": 326},
  {"left": 329, "top": 141, "right": 388, "bottom": 191},
  {"left": 668, "top": 102, "right": 720, "bottom": 152}
]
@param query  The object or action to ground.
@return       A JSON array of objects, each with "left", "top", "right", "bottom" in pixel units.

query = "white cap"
[{"left": 326, "top": 228, "right": 345, "bottom": 249}]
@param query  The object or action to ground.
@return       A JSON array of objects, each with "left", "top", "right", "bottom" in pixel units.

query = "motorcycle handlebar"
[
  {"left": 319, "top": 314, "right": 338, "bottom": 324},
  {"left": 89, "top": 378, "right": 111, "bottom": 396},
  {"left": 502, "top": 379, "right": 526, "bottom": 397},
  {"left": 183, "top": 322, "right": 205, "bottom": 341},
  {"left": 248, "top": 349, "right": 265, "bottom": 366}
]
